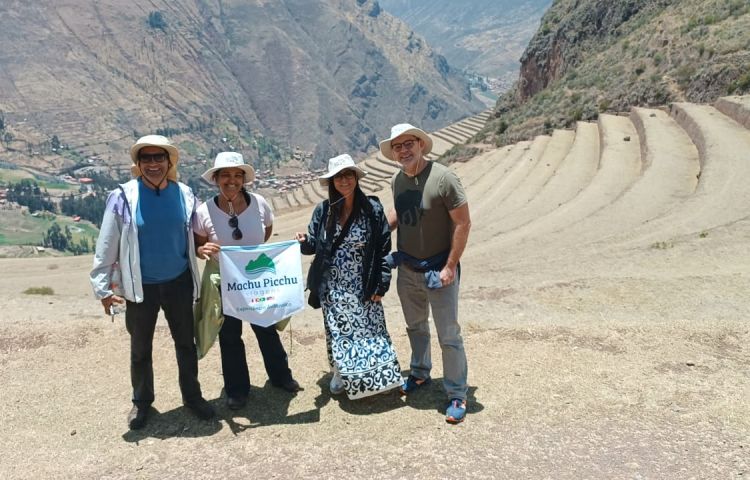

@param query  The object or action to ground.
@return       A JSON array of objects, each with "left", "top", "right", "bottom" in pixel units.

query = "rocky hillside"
[
  {"left": 482, "top": 0, "right": 750, "bottom": 145},
  {"left": 379, "top": 0, "right": 551, "bottom": 80},
  {"left": 0, "top": 0, "right": 482, "bottom": 175}
]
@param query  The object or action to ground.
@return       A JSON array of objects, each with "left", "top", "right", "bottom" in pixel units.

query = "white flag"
[{"left": 218, "top": 241, "right": 305, "bottom": 327}]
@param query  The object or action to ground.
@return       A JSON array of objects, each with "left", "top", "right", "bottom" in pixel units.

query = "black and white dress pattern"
[{"left": 321, "top": 215, "right": 402, "bottom": 399}]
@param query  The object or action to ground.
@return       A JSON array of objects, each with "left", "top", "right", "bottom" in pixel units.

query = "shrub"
[
  {"left": 727, "top": 72, "right": 750, "bottom": 94},
  {"left": 24, "top": 286, "right": 54, "bottom": 295},
  {"left": 147, "top": 11, "right": 166, "bottom": 30},
  {"left": 495, "top": 120, "right": 509, "bottom": 135}
]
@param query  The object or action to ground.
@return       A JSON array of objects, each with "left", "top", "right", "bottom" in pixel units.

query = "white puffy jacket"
[{"left": 90, "top": 179, "right": 200, "bottom": 303}]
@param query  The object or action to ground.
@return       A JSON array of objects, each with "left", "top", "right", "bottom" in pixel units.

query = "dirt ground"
[{"left": 0, "top": 213, "right": 748, "bottom": 479}]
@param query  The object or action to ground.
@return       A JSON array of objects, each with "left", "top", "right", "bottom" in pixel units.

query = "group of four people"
[{"left": 89, "top": 122, "right": 471, "bottom": 430}]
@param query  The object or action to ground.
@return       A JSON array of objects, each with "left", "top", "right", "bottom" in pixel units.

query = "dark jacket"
[{"left": 300, "top": 194, "right": 392, "bottom": 309}]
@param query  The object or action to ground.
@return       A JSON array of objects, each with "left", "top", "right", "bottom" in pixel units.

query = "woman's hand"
[
  {"left": 294, "top": 232, "right": 307, "bottom": 243},
  {"left": 370, "top": 294, "right": 383, "bottom": 303},
  {"left": 197, "top": 242, "right": 221, "bottom": 260}
]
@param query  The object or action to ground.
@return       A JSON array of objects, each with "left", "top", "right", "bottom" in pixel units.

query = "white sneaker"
[{"left": 329, "top": 368, "right": 345, "bottom": 395}]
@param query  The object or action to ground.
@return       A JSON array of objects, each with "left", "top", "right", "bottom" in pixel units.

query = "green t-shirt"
[{"left": 392, "top": 161, "right": 467, "bottom": 259}]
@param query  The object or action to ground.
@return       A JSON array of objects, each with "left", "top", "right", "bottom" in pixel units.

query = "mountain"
[
  {"left": 481, "top": 0, "right": 750, "bottom": 145},
  {"left": 378, "top": 0, "right": 551, "bottom": 81},
  {"left": 0, "top": 0, "right": 482, "bottom": 176}
]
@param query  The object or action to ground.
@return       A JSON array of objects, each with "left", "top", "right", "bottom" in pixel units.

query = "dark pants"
[
  {"left": 125, "top": 269, "right": 203, "bottom": 407},
  {"left": 219, "top": 314, "right": 293, "bottom": 398}
]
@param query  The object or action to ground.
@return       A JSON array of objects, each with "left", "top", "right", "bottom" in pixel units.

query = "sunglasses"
[
  {"left": 390, "top": 138, "right": 418, "bottom": 153},
  {"left": 229, "top": 215, "right": 243, "bottom": 240},
  {"left": 138, "top": 153, "right": 168, "bottom": 163},
  {"left": 333, "top": 170, "right": 356, "bottom": 181}
]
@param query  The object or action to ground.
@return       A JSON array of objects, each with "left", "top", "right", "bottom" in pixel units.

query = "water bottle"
[
  {"left": 109, "top": 263, "right": 126, "bottom": 321},
  {"left": 110, "top": 262, "right": 125, "bottom": 296}
]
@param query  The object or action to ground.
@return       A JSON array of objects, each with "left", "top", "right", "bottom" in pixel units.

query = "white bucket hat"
[
  {"left": 379, "top": 123, "right": 433, "bottom": 161},
  {"left": 318, "top": 154, "right": 367, "bottom": 186},
  {"left": 201, "top": 152, "right": 256, "bottom": 184},
  {"left": 129, "top": 134, "right": 180, "bottom": 181}
]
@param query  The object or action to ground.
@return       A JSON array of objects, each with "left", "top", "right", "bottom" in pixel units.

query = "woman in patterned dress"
[{"left": 296, "top": 154, "right": 402, "bottom": 399}]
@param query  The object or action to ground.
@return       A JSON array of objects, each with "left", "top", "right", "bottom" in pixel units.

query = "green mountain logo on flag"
[{"left": 244, "top": 253, "right": 276, "bottom": 277}]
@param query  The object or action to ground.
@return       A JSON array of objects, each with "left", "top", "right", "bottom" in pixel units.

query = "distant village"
[{"left": 0, "top": 144, "right": 327, "bottom": 214}]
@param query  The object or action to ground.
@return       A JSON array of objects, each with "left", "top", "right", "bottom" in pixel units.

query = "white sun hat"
[
  {"left": 129, "top": 134, "right": 180, "bottom": 181},
  {"left": 201, "top": 152, "right": 256, "bottom": 184},
  {"left": 378, "top": 123, "right": 433, "bottom": 161},
  {"left": 318, "top": 154, "right": 367, "bottom": 186}
]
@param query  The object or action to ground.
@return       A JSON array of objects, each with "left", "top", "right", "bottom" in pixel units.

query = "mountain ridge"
[{"left": 0, "top": 0, "right": 481, "bottom": 175}]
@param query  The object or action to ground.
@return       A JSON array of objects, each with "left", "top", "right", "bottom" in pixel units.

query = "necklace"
[{"left": 219, "top": 190, "right": 247, "bottom": 216}]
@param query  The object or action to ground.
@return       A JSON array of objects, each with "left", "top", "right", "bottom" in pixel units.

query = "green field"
[
  {"left": 0, "top": 167, "right": 35, "bottom": 184},
  {"left": 0, "top": 208, "right": 99, "bottom": 248}
]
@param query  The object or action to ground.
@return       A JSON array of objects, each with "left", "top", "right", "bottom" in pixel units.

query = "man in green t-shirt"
[{"left": 381, "top": 123, "right": 472, "bottom": 424}]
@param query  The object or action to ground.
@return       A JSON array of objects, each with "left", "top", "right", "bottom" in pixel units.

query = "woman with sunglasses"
[
  {"left": 295, "top": 154, "right": 402, "bottom": 399},
  {"left": 193, "top": 152, "right": 300, "bottom": 410}
]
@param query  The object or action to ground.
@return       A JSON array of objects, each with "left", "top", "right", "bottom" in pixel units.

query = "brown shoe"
[{"left": 127, "top": 405, "right": 148, "bottom": 430}]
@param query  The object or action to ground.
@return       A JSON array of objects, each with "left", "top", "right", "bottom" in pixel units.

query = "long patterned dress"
[{"left": 321, "top": 215, "right": 402, "bottom": 399}]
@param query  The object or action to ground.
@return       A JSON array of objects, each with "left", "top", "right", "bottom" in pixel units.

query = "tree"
[
  {"left": 42, "top": 223, "right": 69, "bottom": 251},
  {"left": 3, "top": 132, "right": 12, "bottom": 148},
  {"left": 51, "top": 135, "right": 61, "bottom": 151},
  {"left": 7, "top": 179, "right": 55, "bottom": 213}
]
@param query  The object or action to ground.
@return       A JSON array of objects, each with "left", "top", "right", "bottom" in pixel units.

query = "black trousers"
[
  {"left": 125, "top": 269, "right": 203, "bottom": 407},
  {"left": 219, "top": 314, "right": 293, "bottom": 398}
]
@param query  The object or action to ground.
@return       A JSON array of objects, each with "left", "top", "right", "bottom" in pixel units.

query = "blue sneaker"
[
  {"left": 329, "top": 369, "right": 345, "bottom": 395},
  {"left": 399, "top": 375, "right": 431, "bottom": 395},
  {"left": 445, "top": 398, "right": 466, "bottom": 424}
]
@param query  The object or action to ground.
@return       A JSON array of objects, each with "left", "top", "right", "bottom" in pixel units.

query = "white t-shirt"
[{"left": 193, "top": 192, "right": 274, "bottom": 259}]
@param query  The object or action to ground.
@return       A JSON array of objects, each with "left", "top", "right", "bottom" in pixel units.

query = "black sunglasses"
[
  {"left": 229, "top": 215, "right": 243, "bottom": 240},
  {"left": 138, "top": 153, "right": 168, "bottom": 163}
]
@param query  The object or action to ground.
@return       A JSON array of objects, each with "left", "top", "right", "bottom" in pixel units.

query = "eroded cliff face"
[
  {"left": 518, "top": 0, "right": 674, "bottom": 100},
  {"left": 483, "top": 0, "right": 749, "bottom": 147}
]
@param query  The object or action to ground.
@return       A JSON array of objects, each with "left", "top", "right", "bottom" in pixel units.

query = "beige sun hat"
[
  {"left": 378, "top": 123, "right": 433, "bottom": 161},
  {"left": 129, "top": 135, "right": 180, "bottom": 181},
  {"left": 201, "top": 152, "right": 256, "bottom": 184},
  {"left": 318, "top": 154, "right": 367, "bottom": 186}
]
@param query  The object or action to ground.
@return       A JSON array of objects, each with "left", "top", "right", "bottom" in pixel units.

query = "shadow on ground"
[
  {"left": 122, "top": 381, "right": 322, "bottom": 441},
  {"left": 314, "top": 371, "right": 485, "bottom": 417},
  {"left": 122, "top": 402, "right": 223, "bottom": 442}
]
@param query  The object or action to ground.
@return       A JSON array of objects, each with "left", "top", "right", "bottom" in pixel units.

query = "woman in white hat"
[
  {"left": 295, "top": 154, "right": 402, "bottom": 399},
  {"left": 193, "top": 152, "right": 300, "bottom": 410}
]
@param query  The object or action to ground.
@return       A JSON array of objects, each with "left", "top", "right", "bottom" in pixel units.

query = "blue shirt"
[{"left": 136, "top": 180, "right": 188, "bottom": 284}]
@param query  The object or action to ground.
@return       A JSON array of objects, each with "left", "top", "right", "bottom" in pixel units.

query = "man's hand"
[
  {"left": 101, "top": 295, "right": 125, "bottom": 315},
  {"left": 439, "top": 264, "right": 457, "bottom": 287}
]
